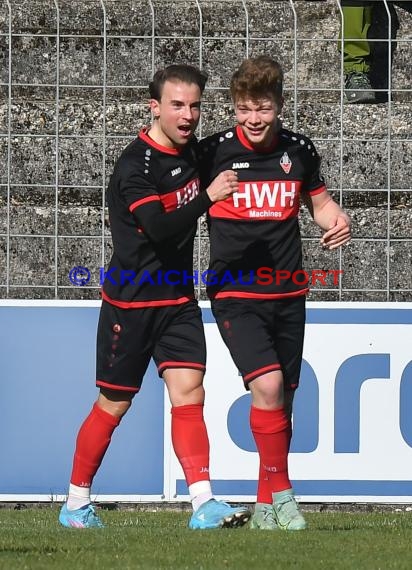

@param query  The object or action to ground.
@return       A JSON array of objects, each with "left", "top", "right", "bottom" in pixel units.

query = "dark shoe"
[{"left": 344, "top": 72, "right": 376, "bottom": 104}]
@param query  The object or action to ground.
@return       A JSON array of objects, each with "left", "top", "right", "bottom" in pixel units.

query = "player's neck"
[{"left": 147, "top": 123, "right": 180, "bottom": 151}]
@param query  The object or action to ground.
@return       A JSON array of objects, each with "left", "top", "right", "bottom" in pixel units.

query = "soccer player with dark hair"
[
  {"left": 198, "top": 56, "right": 351, "bottom": 531},
  {"left": 59, "top": 64, "right": 250, "bottom": 530}
]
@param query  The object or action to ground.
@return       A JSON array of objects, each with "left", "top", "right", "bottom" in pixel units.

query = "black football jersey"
[
  {"left": 103, "top": 128, "right": 202, "bottom": 307},
  {"left": 198, "top": 125, "right": 327, "bottom": 299}
]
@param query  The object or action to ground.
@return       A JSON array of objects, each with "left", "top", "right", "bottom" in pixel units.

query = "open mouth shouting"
[{"left": 177, "top": 124, "right": 194, "bottom": 138}]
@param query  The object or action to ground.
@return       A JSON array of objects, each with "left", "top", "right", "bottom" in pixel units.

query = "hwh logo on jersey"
[
  {"left": 171, "top": 167, "right": 182, "bottom": 176},
  {"left": 233, "top": 181, "right": 296, "bottom": 209},
  {"left": 176, "top": 178, "right": 200, "bottom": 208}
]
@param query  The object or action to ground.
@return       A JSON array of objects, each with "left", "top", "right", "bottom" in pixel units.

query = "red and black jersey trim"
[
  {"left": 244, "top": 363, "right": 282, "bottom": 384},
  {"left": 102, "top": 290, "right": 194, "bottom": 309},
  {"left": 129, "top": 194, "right": 160, "bottom": 213},
  {"left": 236, "top": 125, "right": 279, "bottom": 153},
  {"left": 157, "top": 360, "right": 206, "bottom": 376},
  {"left": 96, "top": 379, "right": 140, "bottom": 393},
  {"left": 307, "top": 184, "right": 327, "bottom": 196},
  {"left": 211, "top": 288, "right": 308, "bottom": 300},
  {"left": 138, "top": 128, "right": 181, "bottom": 155}
]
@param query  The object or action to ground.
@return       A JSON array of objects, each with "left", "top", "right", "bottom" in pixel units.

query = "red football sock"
[
  {"left": 70, "top": 402, "right": 121, "bottom": 487},
  {"left": 171, "top": 404, "right": 210, "bottom": 486},
  {"left": 250, "top": 405, "right": 292, "bottom": 502},
  {"left": 256, "top": 461, "right": 272, "bottom": 504}
]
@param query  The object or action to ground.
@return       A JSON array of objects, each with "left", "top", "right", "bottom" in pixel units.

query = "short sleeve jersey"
[
  {"left": 103, "top": 128, "right": 201, "bottom": 308},
  {"left": 198, "top": 125, "right": 327, "bottom": 299}
]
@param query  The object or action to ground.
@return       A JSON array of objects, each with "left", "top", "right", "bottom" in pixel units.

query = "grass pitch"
[{"left": 1, "top": 506, "right": 412, "bottom": 569}]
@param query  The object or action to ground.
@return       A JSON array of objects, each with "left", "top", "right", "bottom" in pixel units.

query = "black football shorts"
[
  {"left": 211, "top": 295, "right": 305, "bottom": 390},
  {"left": 96, "top": 300, "right": 206, "bottom": 393}
]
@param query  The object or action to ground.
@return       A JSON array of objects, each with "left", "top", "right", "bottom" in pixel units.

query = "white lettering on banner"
[
  {"left": 233, "top": 181, "right": 296, "bottom": 209},
  {"left": 176, "top": 179, "right": 200, "bottom": 208}
]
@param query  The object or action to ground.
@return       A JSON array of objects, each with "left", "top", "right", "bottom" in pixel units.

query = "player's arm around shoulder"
[{"left": 303, "top": 189, "right": 352, "bottom": 250}]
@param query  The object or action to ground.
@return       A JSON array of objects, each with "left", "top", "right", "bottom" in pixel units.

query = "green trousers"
[{"left": 339, "top": 6, "right": 373, "bottom": 74}]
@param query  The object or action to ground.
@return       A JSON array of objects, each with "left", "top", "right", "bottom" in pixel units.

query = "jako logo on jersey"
[
  {"left": 233, "top": 181, "right": 296, "bottom": 209},
  {"left": 176, "top": 178, "right": 200, "bottom": 208},
  {"left": 171, "top": 167, "right": 182, "bottom": 176},
  {"left": 232, "top": 162, "right": 250, "bottom": 169},
  {"left": 280, "top": 152, "right": 292, "bottom": 174}
]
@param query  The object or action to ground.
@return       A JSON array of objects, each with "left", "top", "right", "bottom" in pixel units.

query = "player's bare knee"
[
  {"left": 163, "top": 368, "right": 205, "bottom": 406},
  {"left": 98, "top": 388, "right": 133, "bottom": 417},
  {"left": 167, "top": 383, "right": 205, "bottom": 407},
  {"left": 249, "top": 373, "right": 284, "bottom": 409}
]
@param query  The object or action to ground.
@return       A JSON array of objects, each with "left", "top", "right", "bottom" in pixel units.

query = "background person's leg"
[
  {"left": 339, "top": 4, "right": 375, "bottom": 103},
  {"left": 369, "top": 0, "right": 399, "bottom": 103}
]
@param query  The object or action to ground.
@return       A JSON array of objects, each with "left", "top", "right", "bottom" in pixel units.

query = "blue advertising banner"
[
  {"left": 1, "top": 301, "right": 411, "bottom": 503},
  {"left": 0, "top": 304, "right": 164, "bottom": 499}
]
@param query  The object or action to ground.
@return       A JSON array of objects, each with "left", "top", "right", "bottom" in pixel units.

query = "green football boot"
[
  {"left": 250, "top": 503, "right": 278, "bottom": 530},
  {"left": 272, "top": 489, "right": 307, "bottom": 531}
]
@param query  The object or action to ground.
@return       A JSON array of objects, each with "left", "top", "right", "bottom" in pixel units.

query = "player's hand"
[
  {"left": 320, "top": 214, "right": 351, "bottom": 250},
  {"left": 206, "top": 170, "right": 238, "bottom": 203}
]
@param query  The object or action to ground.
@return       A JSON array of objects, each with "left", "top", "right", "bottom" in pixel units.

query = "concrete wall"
[{"left": 0, "top": 0, "right": 411, "bottom": 300}]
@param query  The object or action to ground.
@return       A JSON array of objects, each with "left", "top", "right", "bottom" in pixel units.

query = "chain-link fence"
[{"left": 0, "top": 0, "right": 411, "bottom": 300}]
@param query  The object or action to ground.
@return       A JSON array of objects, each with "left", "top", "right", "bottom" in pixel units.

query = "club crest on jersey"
[{"left": 280, "top": 152, "right": 292, "bottom": 174}]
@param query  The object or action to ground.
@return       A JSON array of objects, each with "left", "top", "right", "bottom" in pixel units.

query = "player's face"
[
  {"left": 149, "top": 80, "right": 201, "bottom": 149},
  {"left": 235, "top": 96, "right": 283, "bottom": 149}
]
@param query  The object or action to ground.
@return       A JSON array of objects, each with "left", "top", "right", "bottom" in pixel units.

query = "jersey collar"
[{"left": 139, "top": 127, "right": 181, "bottom": 155}]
